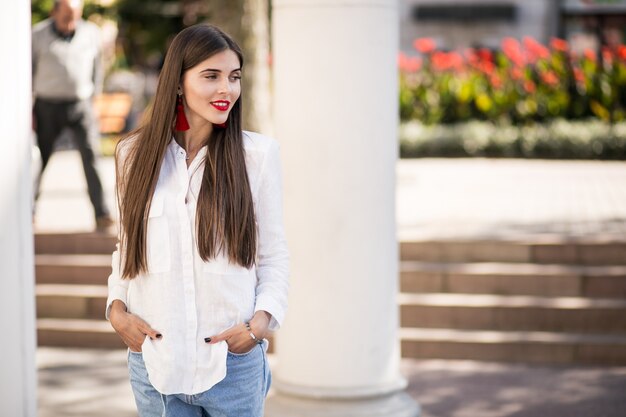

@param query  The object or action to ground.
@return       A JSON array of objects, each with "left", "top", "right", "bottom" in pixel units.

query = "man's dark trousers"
[{"left": 33, "top": 98, "right": 109, "bottom": 219}]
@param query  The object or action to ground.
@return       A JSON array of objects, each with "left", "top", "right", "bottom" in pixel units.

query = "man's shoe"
[{"left": 95, "top": 215, "right": 115, "bottom": 233}]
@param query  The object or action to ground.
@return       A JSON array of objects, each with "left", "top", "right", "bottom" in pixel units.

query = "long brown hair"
[{"left": 116, "top": 24, "right": 256, "bottom": 279}]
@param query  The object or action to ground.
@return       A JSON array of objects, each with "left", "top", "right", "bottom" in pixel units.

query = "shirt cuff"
[
  {"left": 105, "top": 286, "right": 128, "bottom": 320},
  {"left": 254, "top": 297, "right": 285, "bottom": 332}
]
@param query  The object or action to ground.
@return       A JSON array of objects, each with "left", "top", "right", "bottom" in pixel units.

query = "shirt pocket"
[{"left": 146, "top": 193, "right": 171, "bottom": 273}]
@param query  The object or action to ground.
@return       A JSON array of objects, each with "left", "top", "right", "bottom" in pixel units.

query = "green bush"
[{"left": 400, "top": 119, "right": 626, "bottom": 159}]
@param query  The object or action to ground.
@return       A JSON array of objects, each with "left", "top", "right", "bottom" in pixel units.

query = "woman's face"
[{"left": 180, "top": 49, "right": 241, "bottom": 128}]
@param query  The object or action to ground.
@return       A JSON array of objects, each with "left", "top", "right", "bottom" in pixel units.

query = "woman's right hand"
[{"left": 109, "top": 300, "right": 162, "bottom": 352}]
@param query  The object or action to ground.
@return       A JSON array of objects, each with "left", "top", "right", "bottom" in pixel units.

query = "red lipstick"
[{"left": 211, "top": 100, "right": 230, "bottom": 112}]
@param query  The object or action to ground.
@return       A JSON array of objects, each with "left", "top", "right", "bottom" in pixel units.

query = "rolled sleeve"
[
  {"left": 105, "top": 242, "right": 129, "bottom": 320},
  {"left": 254, "top": 140, "right": 289, "bottom": 331},
  {"left": 105, "top": 138, "right": 136, "bottom": 320}
]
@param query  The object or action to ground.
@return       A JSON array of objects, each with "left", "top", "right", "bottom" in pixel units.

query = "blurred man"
[{"left": 32, "top": 0, "right": 113, "bottom": 231}]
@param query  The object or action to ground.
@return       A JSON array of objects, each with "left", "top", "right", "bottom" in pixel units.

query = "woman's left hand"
[{"left": 206, "top": 310, "right": 271, "bottom": 354}]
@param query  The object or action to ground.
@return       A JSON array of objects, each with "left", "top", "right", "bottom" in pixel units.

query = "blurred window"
[
  {"left": 561, "top": 0, "right": 626, "bottom": 50},
  {"left": 412, "top": 4, "right": 517, "bottom": 23}
]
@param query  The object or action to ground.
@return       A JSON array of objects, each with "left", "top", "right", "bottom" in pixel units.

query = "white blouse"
[{"left": 106, "top": 131, "right": 289, "bottom": 395}]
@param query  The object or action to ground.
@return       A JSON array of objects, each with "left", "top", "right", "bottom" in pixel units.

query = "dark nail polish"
[
  {"left": 156, "top": 334, "right": 162, "bottom": 339},
  {"left": 204, "top": 337, "right": 211, "bottom": 343}
]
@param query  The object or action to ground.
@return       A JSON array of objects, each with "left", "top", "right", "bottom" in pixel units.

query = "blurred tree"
[
  {"left": 31, "top": 0, "right": 55, "bottom": 23},
  {"left": 115, "top": 0, "right": 270, "bottom": 132},
  {"left": 116, "top": 0, "right": 190, "bottom": 69},
  {"left": 202, "top": 0, "right": 271, "bottom": 133},
  {"left": 31, "top": 0, "right": 271, "bottom": 132},
  {"left": 32, "top": 0, "right": 116, "bottom": 24}
]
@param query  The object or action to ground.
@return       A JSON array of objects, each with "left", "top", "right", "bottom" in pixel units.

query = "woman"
[{"left": 106, "top": 24, "right": 289, "bottom": 417}]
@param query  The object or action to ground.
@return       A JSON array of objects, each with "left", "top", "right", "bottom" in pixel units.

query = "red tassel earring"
[{"left": 175, "top": 94, "right": 190, "bottom": 131}]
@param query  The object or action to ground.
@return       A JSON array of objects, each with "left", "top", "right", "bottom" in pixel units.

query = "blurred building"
[
  {"left": 561, "top": 0, "right": 626, "bottom": 53},
  {"left": 401, "top": 0, "right": 626, "bottom": 52}
]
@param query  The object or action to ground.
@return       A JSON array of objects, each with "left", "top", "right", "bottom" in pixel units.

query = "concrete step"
[
  {"left": 36, "top": 318, "right": 276, "bottom": 353},
  {"left": 36, "top": 254, "right": 112, "bottom": 285},
  {"left": 37, "top": 284, "right": 108, "bottom": 320},
  {"left": 35, "top": 232, "right": 117, "bottom": 255},
  {"left": 400, "top": 239, "right": 626, "bottom": 265},
  {"left": 37, "top": 318, "right": 126, "bottom": 349},
  {"left": 399, "top": 327, "right": 626, "bottom": 365},
  {"left": 399, "top": 293, "right": 626, "bottom": 333},
  {"left": 401, "top": 261, "right": 626, "bottom": 298},
  {"left": 38, "top": 234, "right": 626, "bottom": 264}
]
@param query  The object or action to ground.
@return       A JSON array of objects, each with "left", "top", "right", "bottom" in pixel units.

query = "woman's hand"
[
  {"left": 109, "top": 300, "right": 162, "bottom": 352},
  {"left": 206, "top": 311, "right": 271, "bottom": 354}
]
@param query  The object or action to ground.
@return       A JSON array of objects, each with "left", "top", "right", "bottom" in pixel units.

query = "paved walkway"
[
  {"left": 35, "top": 151, "right": 626, "bottom": 241},
  {"left": 34, "top": 151, "right": 626, "bottom": 417},
  {"left": 397, "top": 158, "right": 626, "bottom": 241},
  {"left": 38, "top": 348, "right": 626, "bottom": 417}
]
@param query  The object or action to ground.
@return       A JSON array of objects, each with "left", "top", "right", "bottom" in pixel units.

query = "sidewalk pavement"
[
  {"left": 35, "top": 151, "right": 626, "bottom": 417},
  {"left": 35, "top": 151, "right": 626, "bottom": 241},
  {"left": 38, "top": 347, "right": 626, "bottom": 417},
  {"left": 396, "top": 158, "right": 626, "bottom": 241}
]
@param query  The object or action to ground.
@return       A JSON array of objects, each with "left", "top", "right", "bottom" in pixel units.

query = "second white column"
[{"left": 268, "top": 0, "right": 419, "bottom": 415}]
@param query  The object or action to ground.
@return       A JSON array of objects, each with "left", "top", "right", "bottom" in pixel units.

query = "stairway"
[
  {"left": 36, "top": 233, "right": 626, "bottom": 364},
  {"left": 399, "top": 239, "right": 626, "bottom": 365},
  {"left": 35, "top": 233, "right": 124, "bottom": 349},
  {"left": 34, "top": 232, "right": 277, "bottom": 352}
]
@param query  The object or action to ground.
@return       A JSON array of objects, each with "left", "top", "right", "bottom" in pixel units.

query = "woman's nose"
[{"left": 217, "top": 77, "right": 231, "bottom": 94}]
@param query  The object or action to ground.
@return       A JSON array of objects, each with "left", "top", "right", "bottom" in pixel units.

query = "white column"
[
  {"left": 0, "top": 3, "right": 38, "bottom": 417},
  {"left": 269, "top": 0, "right": 419, "bottom": 415}
]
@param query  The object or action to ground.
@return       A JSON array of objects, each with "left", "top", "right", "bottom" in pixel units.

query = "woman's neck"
[{"left": 175, "top": 121, "right": 213, "bottom": 154}]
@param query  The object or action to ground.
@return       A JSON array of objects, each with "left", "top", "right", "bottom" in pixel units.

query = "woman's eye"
[{"left": 231, "top": 76, "right": 241, "bottom": 81}]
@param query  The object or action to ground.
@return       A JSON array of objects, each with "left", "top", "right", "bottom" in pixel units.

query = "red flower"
[
  {"left": 540, "top": 70, "right": 558, "bottom": 86},
  {"left": 490, "top": 74, "right": 503, "bottom": 89},
  {"left": 584, "top": 48, "right": 597, "bottom": 62},
  {"left": 413, "top": 38, "right": 436, "bottom": 54},
  {"left": 550, "top": 37, "right": 569, "bottom": 52},
  {"left": 448, "top": 51, "right": 464, "bottom": 70},
  {"left": 618, "top": 45, "right": 626, "bottom": 61},
  {"left": 477, "top": 48, "right": 494, "bottom": 63},
  {"left": 602, "top": 47, "right": 613, "bottom": 66},
  {"left": 397, "top": 52, "right": 422, "bottom": 72},
  {"left": 523, "top": 80, "right": 536, "bottom": 93},
  {"left": 465, "top": 48, "right": 479, "bottom": 66},
  {"left": 431, "top": 51, "right": 464, "bottom": 72},
  {"left": 510, "top": 67, "right": 524, "bottom": 80},
  {"left": 431, "top": 51, "right": 448, "bottom": 71},
  {"left": 478, "top": 60, "right": 495, "bottom": 75},
  {"left": 573, "top": 67, "right": 585, "bottom": 83},
  {"left": 397, "top": 52, "right": 408, "bottom": 69},
  {"left": 406, "top": 57, "right": 423, "bottom": 72},
  {"left": 502, "top": 37, "right": 525, "bottom": 67},
  {"left": 523, "top": 36, "right": 550, "bottom": 63}
]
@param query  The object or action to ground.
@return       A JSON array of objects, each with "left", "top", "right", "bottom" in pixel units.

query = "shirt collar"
[
  {"left": 169, "top": 136, "right": 208, "bottom": 161},
  {"left": 50, "top": 20, "right": 77, "bottom": 42}
]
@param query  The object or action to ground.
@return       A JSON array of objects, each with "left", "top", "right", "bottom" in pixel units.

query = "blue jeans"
[{"left": 127, "top": 342, "right": 272, "bottom": 417}]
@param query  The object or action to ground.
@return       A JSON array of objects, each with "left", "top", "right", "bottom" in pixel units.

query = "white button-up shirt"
[{"left": 106, "top": 131, "right": 289, "bottom": 395}]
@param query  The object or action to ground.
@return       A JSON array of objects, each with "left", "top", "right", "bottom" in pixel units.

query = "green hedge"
[
  {"left": 399, "top": 37, "right": 626, "bottom": 125},
  {"left": 399, "top": 119, "right": 626, "bottom": 159}
]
